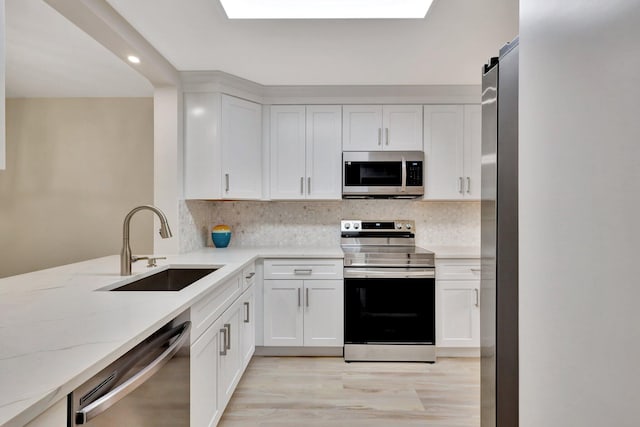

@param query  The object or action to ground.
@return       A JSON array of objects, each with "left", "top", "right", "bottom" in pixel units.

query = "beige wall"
[{"left": 0, "top": 98, "right": 154, "bottom": 278}]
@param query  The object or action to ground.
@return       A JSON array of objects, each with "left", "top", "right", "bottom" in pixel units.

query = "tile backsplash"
[{"left": 179, "top": 199, "right": 479, "bottom": 253}]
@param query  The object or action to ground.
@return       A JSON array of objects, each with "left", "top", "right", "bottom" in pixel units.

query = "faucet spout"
[{"left": 121, "top": 205, "right": 173, "bottom": 276}]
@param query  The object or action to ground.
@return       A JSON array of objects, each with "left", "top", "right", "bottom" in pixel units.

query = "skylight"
[{"left": 218, "top": 0, "right": 435, "bottom": 19}]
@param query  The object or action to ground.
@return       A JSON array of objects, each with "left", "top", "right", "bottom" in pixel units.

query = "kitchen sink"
[{"left": 109, "top": 268, "right": 218, "bottom": 291}]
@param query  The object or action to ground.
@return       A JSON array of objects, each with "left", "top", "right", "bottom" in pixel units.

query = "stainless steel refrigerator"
[{"left": 481, "top": 37, "right": 519, "bottom": 427}]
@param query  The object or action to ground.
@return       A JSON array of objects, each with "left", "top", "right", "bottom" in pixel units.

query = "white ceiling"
[
  {"left": 5, "top": 0, "right": 153, "bottom": 97},
  {"left": 5, "top": 0, "right": 518, "bottom": 97},
  {"left": 106, "top": 0, "right": 518, "bottom": 86}
]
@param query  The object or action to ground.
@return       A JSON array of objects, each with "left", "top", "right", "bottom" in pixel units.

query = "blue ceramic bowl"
[{"left": 212, "top": 232, "right": 231, "bottom": 248}]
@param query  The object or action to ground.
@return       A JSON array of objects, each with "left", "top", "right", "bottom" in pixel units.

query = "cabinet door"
[
  {"left": 24, "top": 399, "right": 66, "bottom": 427},
  {"left": 306, "top": 106, "right": 342, "bottom": 199},
  {"left": 218, "top": 300, "right": 243, "bottom": 409},
  {"left": 184, "top": 92, "right": 222, "bottom": 199},
  {"left": 191, "top": 317, "right": 222, "bottom": 427},
  {"left": 463, "top": 104, "right": 482, "bottom": 199},
  {"left": 263, "top": 280, "right": 304, "bottom": 346},
  {"left": 423, "top": 105, "right": 465, "bottom": 200},
  {"left": 240, "top": 285, "right": 256, "bottom": 369},
  {"left": 342, "top": 105, "right": 383, "bottom": 151},
  {"left": 382, "top": 105, "right": 423, "bottom": 151},
  {"left": 221, "top": 95, "right": 262, "bottom": 199},
  {"left": 437, "top": 280, "right": 480, "bottom": 348},
  {"left": 270, "top": 106, "right": 306, "bottom": 199},
  {"left": 303, "top": 280, "right": 344, "bottom": 347}
]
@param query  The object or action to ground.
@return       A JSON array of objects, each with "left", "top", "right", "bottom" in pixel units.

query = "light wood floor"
[{"left": 219, "top": 356, "right": 480, "bottom": 427}]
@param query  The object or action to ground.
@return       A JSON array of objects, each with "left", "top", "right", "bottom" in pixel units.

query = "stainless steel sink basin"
[{"left": 110, "top": 268, "right": 218, "bottom": 291}]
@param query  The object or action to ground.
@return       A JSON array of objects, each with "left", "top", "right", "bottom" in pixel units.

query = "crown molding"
[{"left": 180, "top": 71, "right": 480, "bottom": 105}]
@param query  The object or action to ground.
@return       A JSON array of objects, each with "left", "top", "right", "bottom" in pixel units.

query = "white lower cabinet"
[
  {"left": 25, "top": 398, "right": 66, "bottom": 427},
  {"left": 263, "top": 259, "right": 343, "bottom": 348},
  {"left": 303, "top": 280, "right": 344, "bottom": 347},
  {"left": 240, "top": 285, "right": 256, "bottom": 368},
  {"left": 190, "top": 273, "right": 256, "bottom": 427},
  {"left": 191, "top": 316, "right": 223, "bottom": 427},
  {"left": 217, "top": 298, "right": 243, "bottom": 409},
  {"left": 264, "top": 279, "right": 343, "bottom": 347},
  {"left": 263, "top": 280, "right": 304, "bottom": 346},
  {"left": 436, "top": 259, "right": 481, "bottom": 353}
]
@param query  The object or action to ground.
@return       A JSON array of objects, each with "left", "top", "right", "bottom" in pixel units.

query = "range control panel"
[{"left": 341, "top": 220, "right": 415, "bottom": 233}]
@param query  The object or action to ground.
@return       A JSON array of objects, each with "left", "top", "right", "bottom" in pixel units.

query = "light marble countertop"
[
  {"left": 0, "top": 243, "right": 478, "bottom": 426},
  {"left": 427, "top": 245, "right": 481, "bottom": 259},
  {"left": 0, "top": 246, "right": 343, "bottom": 427}
]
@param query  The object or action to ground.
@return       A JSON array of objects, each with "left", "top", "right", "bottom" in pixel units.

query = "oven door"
[{"left": 344, "top": 268, "right": 435, "bottom": 345}]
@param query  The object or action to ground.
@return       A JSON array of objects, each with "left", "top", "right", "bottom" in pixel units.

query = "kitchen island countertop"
[{"left": 0, "top": 246, "right": 343, "bottom": 427}]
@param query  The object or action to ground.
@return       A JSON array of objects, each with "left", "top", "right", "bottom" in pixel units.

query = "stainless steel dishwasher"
[{"left": 68, "top": 319, "right": 191, "bottom": 426}]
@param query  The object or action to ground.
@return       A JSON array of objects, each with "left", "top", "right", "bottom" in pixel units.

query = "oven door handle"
[
  {"left": 343, "top": 268, "right": 435, "bottom": 279},
  {"left": 74, "top": 321, "right": 191, "bottom": 425}
]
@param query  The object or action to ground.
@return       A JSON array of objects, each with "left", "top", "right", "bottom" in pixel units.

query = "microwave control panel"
[{"left": 406, "top": 162, "right": 423, "bottom": 186}]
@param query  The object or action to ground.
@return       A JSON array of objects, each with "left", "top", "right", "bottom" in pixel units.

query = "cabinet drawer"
[
  {"left": 242, "top": 262, "right": 256, "bottom": 292},
  {"left": 436, "top": 259, "right": 481, "bottom": 281},
  {"left": 191, "top": 274, "right": 242, "bottom": 342},
  {"left": 264, "top": 259, "right": 343, "bottom": 280}
]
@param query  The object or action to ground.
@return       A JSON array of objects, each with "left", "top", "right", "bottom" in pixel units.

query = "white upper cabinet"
[
  {"left": 342, "top": 105, "right": 422, "bottom": 151},
  {"left": 463, "top": 104, "right": 482, "bottom": 199},
  {"left": 221, "top": 95, "right": 263, "bottom": 199},
  {"left": 342, "top": 105, "right": 383, "bottom": 151},
  {"left": 306, "top": 106, "right": 342, "bottom": 199},
  {"left": 184, "top": 93, "right": 262, "bottom": 200},
  {"left": 270, "top": 105, "right": 341, "bottom": 200},
  {"left": 270, "top": 106, "right": 307, "bottom": 199},
  {"left": 423, "top": 104, "right": 481, "bottom": 200}
]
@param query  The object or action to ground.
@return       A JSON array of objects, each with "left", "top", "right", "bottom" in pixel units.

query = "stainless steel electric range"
[{"left": 341, "top": 219, "right": 436, "bottom": 362}]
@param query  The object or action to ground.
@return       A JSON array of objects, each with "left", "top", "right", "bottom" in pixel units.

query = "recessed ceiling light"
[
  {"left": 219, "top": 0, "right": 434, "bottom": 19},
  {"left": 127, "top": 55, "right": 141, "bottom": 64}
]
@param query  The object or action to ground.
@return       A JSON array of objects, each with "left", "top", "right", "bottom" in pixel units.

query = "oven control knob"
[
  {"left": 396, "top": 224, "right": 402, "bottom": 230},
  {"left": 344, "top": 223, "right": 351, "bottom": 230},
  {"left": 405, "top": 223, "right": 412, "bottom": 230},
  {"left": 353, "top": 223, "right": 360, "bottom": 230}
]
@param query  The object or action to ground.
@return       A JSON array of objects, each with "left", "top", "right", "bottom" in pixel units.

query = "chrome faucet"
[{"left": 121, "top": 205, "right": 173, "bottom": 275}]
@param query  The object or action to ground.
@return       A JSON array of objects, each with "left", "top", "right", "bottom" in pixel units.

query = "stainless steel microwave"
[{"left": 342, "top": 151, "right": 424, "bottom": 198}]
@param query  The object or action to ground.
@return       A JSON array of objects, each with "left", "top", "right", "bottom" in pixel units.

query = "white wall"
[
  {"left": 0, "top": 98, "right": 154, "bottom": 278},
  {"left": 520, "top": 1, "right": 640, "bottom": 426}
]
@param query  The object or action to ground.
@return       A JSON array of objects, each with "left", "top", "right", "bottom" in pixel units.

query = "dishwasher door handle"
[{"left": 74, "top": 321, "right": 191, "bottom": 424}]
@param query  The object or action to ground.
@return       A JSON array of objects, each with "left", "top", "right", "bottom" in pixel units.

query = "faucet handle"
[{"left": 147, "top": 257, "right": 167, "bottom": 268}]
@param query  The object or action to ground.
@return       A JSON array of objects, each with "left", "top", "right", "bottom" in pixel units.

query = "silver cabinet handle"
[
  {"left": 219, "top": 327, "right": 227, "bottom": 356},
  {"left": 76, "top": 322, "right": 191, "bottom": 424},
  {"left": 225, "top": 173, "right": 230, "bottom": 192},
  {"left": 244, "top": 302, "right": 250, "bottom": 323},
  {"left": 378, "top": 128, "right": 382, "bottom": 145},
  {"left": 225, "top": 323, "right": 231, "bottom": 350},
  {"left": 245, "top": 272, "right": 255, "bottom": 280},
  {"left": 306, "top": 288, "right": 309, "bottom": 308},
  {"left": 470, "top": 268, "right": 481, "bottom": 272},
  {"left": 474, "top": 288, "right": 479, "bottom": 307},
  {"left": 458, "top": 177, "right": 464, "bottom": 194},
  {"left": 308, "top": 177, "right": 311, "bottom": 194},
  {"left": 297, "top": 287, "right": 301, "bottom": 307},
  {"left": 401, "top": 156, "right": 407, "bottom": 193},
  {"left": 294, "top": 268, "right": 312, "bottom": 275},
  {"left": 385, "top": 128, "right": 389, "bottom": 145},
  {"left": 467, "top": 177, "right": 471, "bottom": 194},
  {"left": 300, "top": 177, "right": 304, "bottom": 195}
]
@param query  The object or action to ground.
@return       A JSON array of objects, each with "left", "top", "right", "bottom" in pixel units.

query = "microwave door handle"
[
  {"left": 401, "top": 157, "right": 407, "bottom": 192},
  {"left": 75, "top": 321, "right": 191, "bottom": 425}
]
